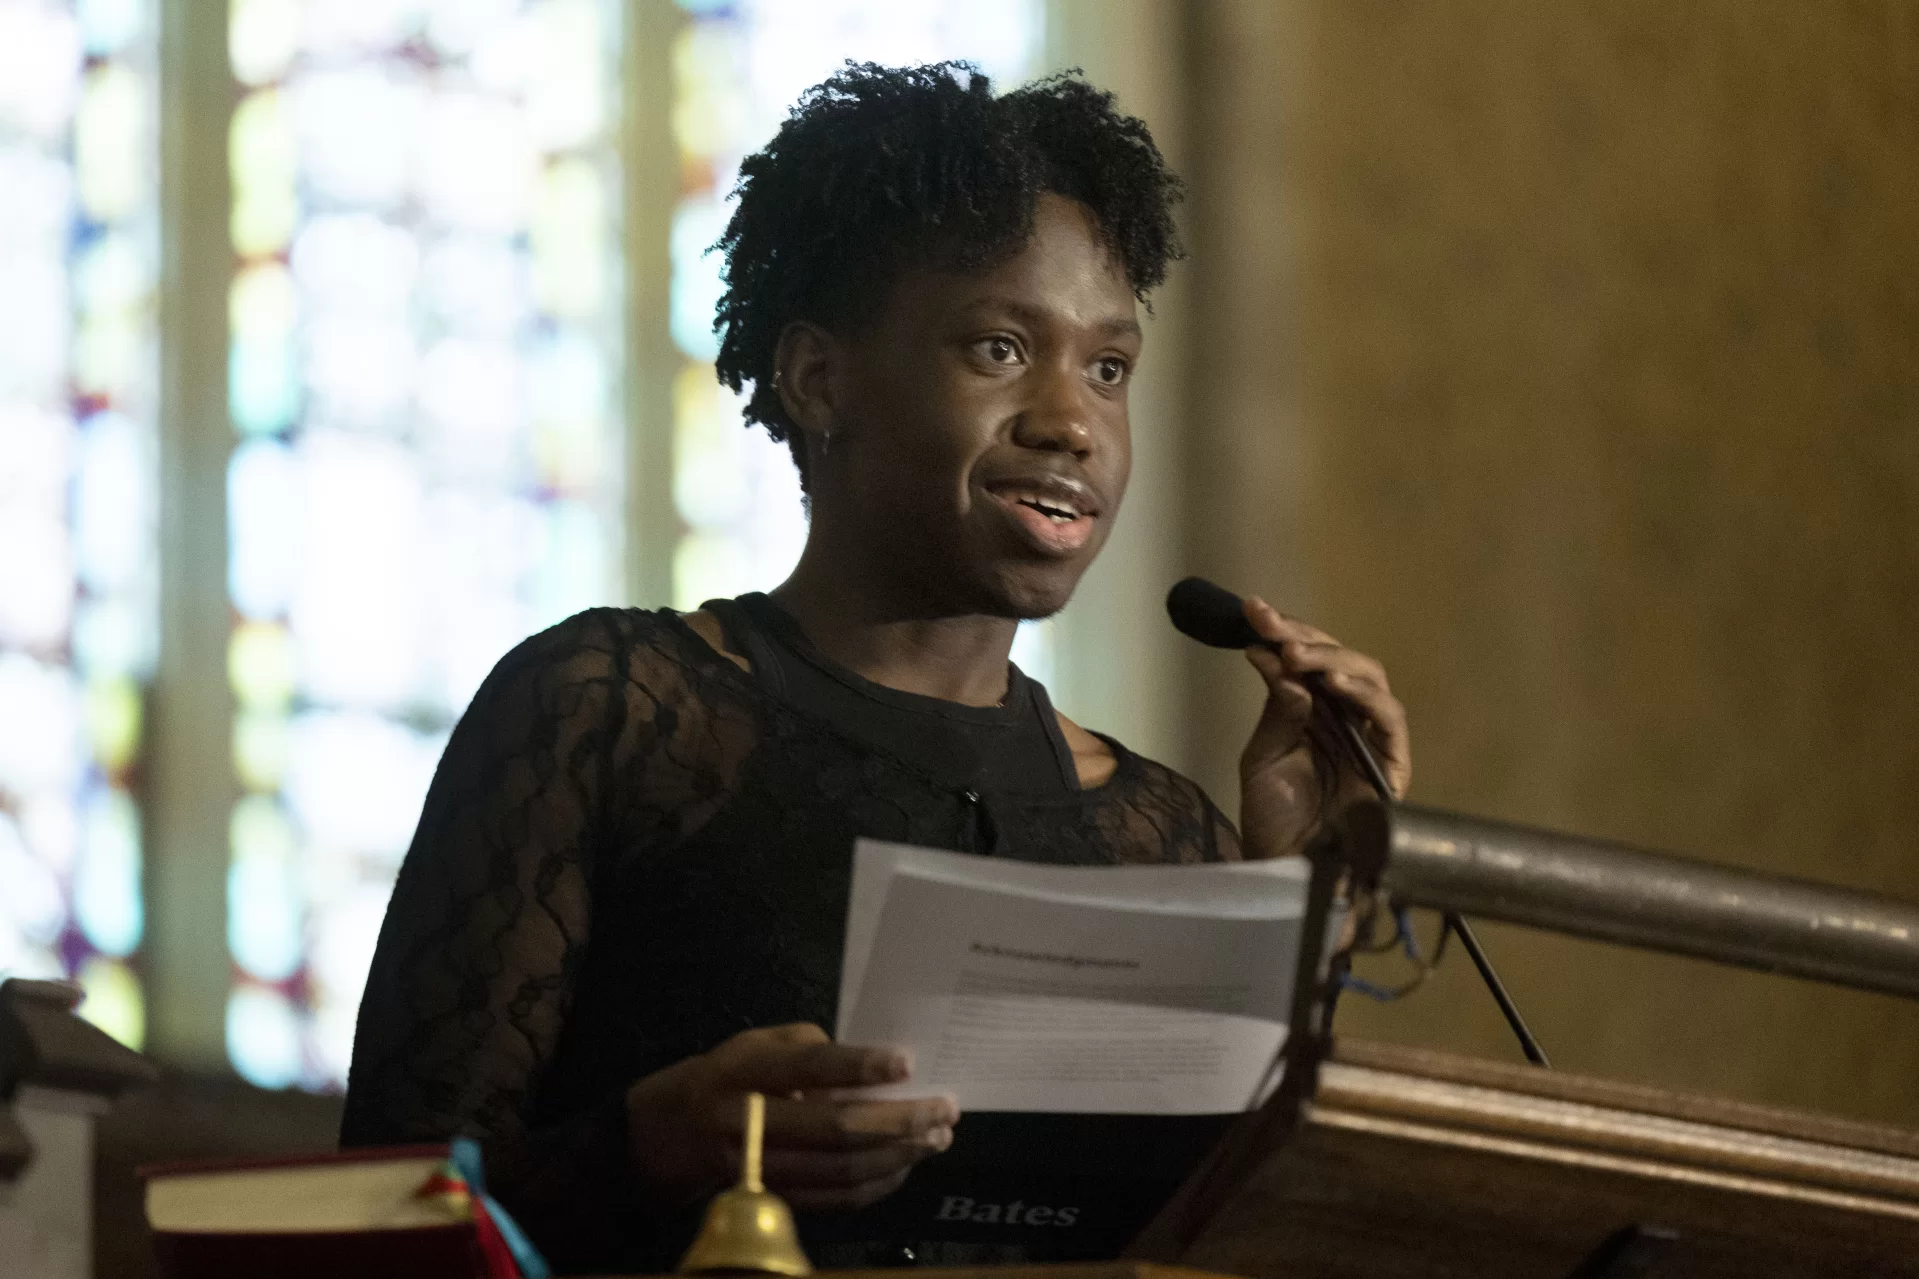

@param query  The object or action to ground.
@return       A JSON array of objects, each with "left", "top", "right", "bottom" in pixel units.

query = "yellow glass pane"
[
  {"left": 672, "top": 362, "right": 750, "bottom": 529},
  {"left": 230, "top": 89, "right": 297, "bottom": 255},
  {"left": 673, "top": 530, "right": 752, "bottom": 612},
  {"left": 230, "top": 792, "right": 296, "bottom": 862},
  {"left": 530, "top": 157, "right": 604, "bottom": 319},
  {"left": 671, "top": 23, "right": 745, "bottom": 165},
  {"left": 229, "top": 620, "right": 296, "bottom": 709},
  {"left": 76, "top": 957, "right": 145, "bottom": 1051},
  {"left": 75, "top": 312, "right": 143, "bottom": 400},
  {"left": 230, "top": 262, "right": 296, "bottom": 340},
  {"left": 233, "top": 708, "right": 290, "bottom": 792},
  {"left": 232, "top": 188, "right": 298, "bottom": 258},
  {"left": 86, "top": 675, "right": 143, "bottom": 773},
  {"left": 75, "top": 63, "right": 147, "bottom": 223},
  {"left": 230, "top": 89, "right": 294, "bottom": 186}
]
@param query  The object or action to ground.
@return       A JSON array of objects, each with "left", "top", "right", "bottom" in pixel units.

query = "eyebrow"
[{"left": 964, "top": 297, "right": 1143, "bottom": 341}]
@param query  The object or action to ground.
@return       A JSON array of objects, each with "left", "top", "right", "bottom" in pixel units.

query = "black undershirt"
[{"left": 706, "top": 592, "right": 1080, "bottom": 797}]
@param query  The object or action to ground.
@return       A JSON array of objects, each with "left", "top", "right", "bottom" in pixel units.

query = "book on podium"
[{"left": 141, "top": 1143, "right": 534, "bottom": 1279}]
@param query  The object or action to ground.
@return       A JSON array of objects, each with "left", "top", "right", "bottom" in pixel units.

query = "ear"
[{"left": 772, "top": 321, "right": 839, "bottom": 454}]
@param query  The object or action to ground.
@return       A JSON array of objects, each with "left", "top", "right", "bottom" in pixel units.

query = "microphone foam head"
[{"left": 1166, "top": 577, "right": 1260, "bottom": 649}]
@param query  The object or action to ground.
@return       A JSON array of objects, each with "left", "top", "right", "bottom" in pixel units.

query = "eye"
[
  {"left": 1093, "top": 356, "right": 1129, "bottom": 386},
  {"left": 975, "top": 335, "right": 1022, "bottom": 366}
]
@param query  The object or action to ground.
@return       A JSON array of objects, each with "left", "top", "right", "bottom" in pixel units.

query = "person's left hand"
[{"left": 1237, "top": 596, "right": 1410, "bottom": 860}]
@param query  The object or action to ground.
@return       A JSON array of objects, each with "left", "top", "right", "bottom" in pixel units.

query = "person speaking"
[{"left": 340, "top": 61, "right": 1410, "bottom": 1274}]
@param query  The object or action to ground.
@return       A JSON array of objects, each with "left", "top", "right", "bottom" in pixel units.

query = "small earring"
[{"left": 820, "top": 429, "right": 832, "bottom": 457}]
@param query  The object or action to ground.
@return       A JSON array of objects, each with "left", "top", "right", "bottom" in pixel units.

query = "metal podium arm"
[{"left": 1340, "top": 801, "right": 1919, "bottom": 1001}]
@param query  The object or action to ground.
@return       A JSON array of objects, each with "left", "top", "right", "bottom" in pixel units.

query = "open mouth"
[
  {"left": 1013, "top": 494, "right": 1084, "bottom": 524},
  {"left": 983, "top": 481, "right": 1101, "bottom": 554}
]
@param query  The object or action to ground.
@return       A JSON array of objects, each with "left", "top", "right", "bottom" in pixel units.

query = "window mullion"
[{"left": 147, "top": 0, "right": 237, "bottom": 1070}]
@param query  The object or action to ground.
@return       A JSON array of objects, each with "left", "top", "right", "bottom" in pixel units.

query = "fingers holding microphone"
[
  {"left": 1241, "top": 595, "right": 1412, "bottom": 805},
  {"left": 1243, "top": 595, "right": 1411, "bottom": 800}
]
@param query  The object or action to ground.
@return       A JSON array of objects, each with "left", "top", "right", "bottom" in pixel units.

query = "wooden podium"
[
  {"left": 1122, "top": 802, "right": 1919, "bottom": 1278},
  {"left": 1127, "top": 1036, "right": 1919, "bottom": 1278}
]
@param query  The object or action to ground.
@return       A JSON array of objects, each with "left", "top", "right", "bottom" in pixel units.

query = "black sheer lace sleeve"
[
  {"left": 339, "top": 607, "right": 746, "bottom": 1268},
  {"left": 1065, "top": 743, "right": 1244, "bottom": 866}
]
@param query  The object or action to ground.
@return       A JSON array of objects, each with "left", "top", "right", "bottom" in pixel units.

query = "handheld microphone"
[
  {"left": 1167, "top": 577, "right": 1396, "bottom": 800},
  {"left": 1165, "top": 576, "right": 1263, "bottom": 650},
  {"left": 1164, "top": 576, "right": 1551, "bottom": 1068}
]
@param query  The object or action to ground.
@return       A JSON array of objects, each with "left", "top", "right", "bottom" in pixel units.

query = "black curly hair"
[{"left": 712, "top": 62, "right": 1185, "bottom": 489}]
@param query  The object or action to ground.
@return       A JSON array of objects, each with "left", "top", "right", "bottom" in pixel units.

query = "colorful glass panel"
[
  {"left": 0, "top": 0, "right": 158, "bottom": 1049},
  {"left": 666, "top": 0, "right": 1054, "bottom": 680},
  {"left": 224, "top": 0, "right": 624, "bottom": 1089}
]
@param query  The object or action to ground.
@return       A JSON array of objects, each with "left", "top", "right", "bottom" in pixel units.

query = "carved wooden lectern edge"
[
  {"left": 1126, "top": 1036, "right": 1919, "bottom": 1278},
  {"left": 1326, "top": 1038, "right": 1919, "bottom": 1162},
  {"left": 1313, "top": 1038, "right": 1919, "bottom": 1218}
]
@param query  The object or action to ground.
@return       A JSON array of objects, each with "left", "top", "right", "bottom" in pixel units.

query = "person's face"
[{"left": 802, "top": 193, "right": 1141, "bottom": 618}]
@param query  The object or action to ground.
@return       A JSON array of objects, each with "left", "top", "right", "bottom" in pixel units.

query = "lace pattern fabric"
[{"left": 340, "top": 607, "right": 1240, "bottom": 1273}]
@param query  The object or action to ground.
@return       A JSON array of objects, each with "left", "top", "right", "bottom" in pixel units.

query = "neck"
[{"left": 771, "top": 550, "right": 1019, "bottom": 708}]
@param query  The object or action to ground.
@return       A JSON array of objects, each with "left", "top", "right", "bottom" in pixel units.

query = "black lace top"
[{"left": 340, "top": 601, "right": 1240, "bottom": 1274}]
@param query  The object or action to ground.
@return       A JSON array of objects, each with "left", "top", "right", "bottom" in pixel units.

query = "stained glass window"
[
  {"left": 223, "top": 0, "right": 624, "bottom": 1089},
  {"left": 0, "top": 0, "right": 158, "bottom": 1049},
  {"left": 666, "top": 0, "right": 1055, "bottom": 680}
]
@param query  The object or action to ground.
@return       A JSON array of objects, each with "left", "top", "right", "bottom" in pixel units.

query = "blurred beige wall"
[{"left": 1179, "top": 0, "right": 1919, "bottom": 1124}]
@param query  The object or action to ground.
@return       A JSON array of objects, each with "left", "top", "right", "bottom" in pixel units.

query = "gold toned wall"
[{"left": 1181, "top": 1, "right": 1919, "bottom": 1123}]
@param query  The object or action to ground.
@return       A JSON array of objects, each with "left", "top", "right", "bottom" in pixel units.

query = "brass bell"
[{"left": 679, "top": 1092, "right": 813, "bottom": 1275}]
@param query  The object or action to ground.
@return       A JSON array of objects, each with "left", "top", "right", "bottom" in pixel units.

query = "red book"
[{"left": 141, "top": 1144, "right": 522, "bottom": 1279}]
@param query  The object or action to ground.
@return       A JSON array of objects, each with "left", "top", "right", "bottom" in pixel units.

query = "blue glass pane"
[
  {"left": 226, "top": 984, "right": 304, "bottom": 1089},
  {"left": 74, "top": 785, "right": 143, "bottom": 956},
  {"left": 669, "top": 198, "right": 726, "bottom": 361},
  {"left": 230, "top": 338, "right": 297, "bottom": 434},
  {"left": 79, "top": 0, "right": 148, "bottom": 56},
  {"left": 228, "top": 795, "right": 304, "bottom": 981},
  {"left": 227, "top": 439, "right": 300, "bottom": 620},
  {"left": 534, "top": 499, "right": 612, "bottom": 628},
  {"left": 74, "top": 410, "right": 155, "bottom": 594},
  {"left": 72, "top": 596, "right": 153, "bottom": 680}
]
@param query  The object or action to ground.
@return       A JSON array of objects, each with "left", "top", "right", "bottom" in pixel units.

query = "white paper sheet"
[{"left": 835, "top": 840, "right": 1311, "bottom": 1114}]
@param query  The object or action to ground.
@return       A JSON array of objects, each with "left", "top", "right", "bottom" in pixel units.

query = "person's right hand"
[{"left": 623, "top": 1022, "right": 959, "bottom": 1211}]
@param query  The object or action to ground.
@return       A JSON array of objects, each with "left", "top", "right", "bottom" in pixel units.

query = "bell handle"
[{"left": 743, "top": 1091, "right": 765, "bottom": 1193}]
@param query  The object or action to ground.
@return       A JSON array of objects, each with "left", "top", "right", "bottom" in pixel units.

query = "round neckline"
[
  {"left": 733, "top": 592, "right": 1033, "bottom": 726},
  {"left": 656, "top": 604, "right": 1144, "bottom": 799}
]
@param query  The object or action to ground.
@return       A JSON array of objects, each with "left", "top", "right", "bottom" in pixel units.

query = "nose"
[{"left": 1010, "top": 362, "right": 1096, "bottom": 459}]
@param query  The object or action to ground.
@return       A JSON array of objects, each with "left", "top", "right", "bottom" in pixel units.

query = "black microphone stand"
[{"left": 1316, "top": 676, "right": 1552, "bottom": 1068}]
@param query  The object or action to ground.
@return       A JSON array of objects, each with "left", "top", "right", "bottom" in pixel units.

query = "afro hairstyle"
[{"left": 711, "top": 61, "right": 1185, "bottom": 488}]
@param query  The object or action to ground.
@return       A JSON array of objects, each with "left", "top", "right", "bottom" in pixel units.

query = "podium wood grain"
[{"left": 1134, "top": 1038, "right": 1919, "bottom": 1278}]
